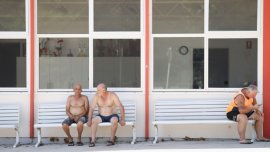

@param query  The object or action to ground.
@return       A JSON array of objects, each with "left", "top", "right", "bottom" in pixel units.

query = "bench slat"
[
  {"left": 155, "top": 105, "right": 227, "bottom": 109},
  {"left": 155, "top": 108, "right": 226, "bottom": 113},
  {"left": 155, "top": 100, "right": 228, "bottom": 105},
  {"left": 155, "top": 112, "right": 225, "bottom": 117}
]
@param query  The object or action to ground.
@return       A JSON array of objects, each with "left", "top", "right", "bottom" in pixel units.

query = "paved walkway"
[{"left": 1, "top": 138, "right": 270, "bottom": 152}]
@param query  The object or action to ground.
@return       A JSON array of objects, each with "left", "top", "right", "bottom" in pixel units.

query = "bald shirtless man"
[
  {"left": 62, "top": 84, "right": 89, "bottom": 146},
  {"left": 87, "top": 83, "right": 125, "bottom": 147}
]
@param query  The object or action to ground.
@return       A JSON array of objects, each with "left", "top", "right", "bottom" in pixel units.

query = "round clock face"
[{"left": 179, "top": 46, "right": 189, "bottom": 55}]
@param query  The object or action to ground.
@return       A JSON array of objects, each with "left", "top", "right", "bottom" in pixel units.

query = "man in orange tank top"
[{"left": 226, "top": 85, "right": 269, "bottom": 144}]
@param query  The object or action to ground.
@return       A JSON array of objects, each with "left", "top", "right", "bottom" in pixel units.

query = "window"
[
  {"left": 39, "top": 38, "right": 89, "bottom": 89},
  {"left": 152, "top": 0, "right": 260, "bottom": 90},
  {"left": 37, "top": 0, "right": 142, "bottom": 90},
  {"left": 154, "top": 38, "right": 204, "bottom": 89},
  {"left": 209, "top": 39, "right": 257, "bottom": 88},
  {"left": 37, "top": 0, "right": 89, "bottom": 34},
  {"left": 153, "top": 0, "right": 204, "bottom": 34},
  {"left": 0, "top": 0, "right": 25, "bottom": 31},
  {"left": 0, "top": 39, "right": 26, "bottom": 87},
  {"left": 93, "top": 39, "right": 141, "bottom": 88},
  {"left": 209, "top": 0, "right": 257, "bottom": 31},
  {"left": 94, "top": 0, "right": 140, "bottom": 31},
  {"left": 0, "top": 0, "right": 27, "bottom": 90}
]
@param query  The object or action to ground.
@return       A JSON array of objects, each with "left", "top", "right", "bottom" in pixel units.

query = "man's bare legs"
[
  {"left": 236, "top": 114, "right": 248, "bottom": 142},
  {"left": 110, "top": 117, "right": 118, "bottom": 142},
  {"left": 250, "top": 112, "right": 269, "bottom": 140},
  {"left": 62, "top": 124, "right": 73, "bottom": 144},
  {"left": 77, "top": 121, "right": 84, "bottom": 143},
  {"left": 91, "top": 117, "right": 102, "bottom": 143}
]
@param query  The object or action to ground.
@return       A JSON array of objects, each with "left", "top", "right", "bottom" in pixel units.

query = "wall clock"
[{"left": 179, "top": 46, "right": 189, "bottom": 55}]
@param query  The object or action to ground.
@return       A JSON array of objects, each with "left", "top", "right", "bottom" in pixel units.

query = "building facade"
[{"left": 0, "top": 0, "right": 269, "bottom": 139}]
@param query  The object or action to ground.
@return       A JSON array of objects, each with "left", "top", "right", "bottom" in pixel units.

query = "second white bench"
[{"left": 152, "top": 100, "right": 256, "bottom": 144}]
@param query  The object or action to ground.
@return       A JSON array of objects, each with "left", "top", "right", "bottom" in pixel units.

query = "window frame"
[
  {"left": 0, "top": 0, "right": 29, "bottom": 92},
  {"left": 150, "top": 0, "right": 263, "bottom": 92},
  {"left": 36, "top": 0, "right": 145, "bottom": 92}
]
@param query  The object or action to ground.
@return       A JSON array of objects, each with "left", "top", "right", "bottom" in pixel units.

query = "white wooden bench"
[
  {"left": 0, "top": 105, "right": 20, "bottom": 148},
  {"left": 34, "top": 101, "right": 136, "bottom": 147},
  {"left": 152, "top": 100, "right": 256, "bottom": 144}
]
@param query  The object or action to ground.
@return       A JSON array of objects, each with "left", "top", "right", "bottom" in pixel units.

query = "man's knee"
[
  {"left": 237, "top": 114, "right": 248, "bottom": 122},
  {"left": 251, "top": 113, "right": 263, "bottom": 121},
  {"left": 77, "top": 121, "right": 84, "bottom": 127},
  {"left": 111, "top": 117, "right": 118, "bottom": 125},
  {"left": 62, "top": 123, "right": 69, "bottom": 129},
  {"left": 92, "top": 117, "right": 101, "bottom": 124}
]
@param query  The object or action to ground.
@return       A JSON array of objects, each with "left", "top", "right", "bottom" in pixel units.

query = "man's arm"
[
  {"left": 87, "top": 96, "right": 98, "bottom": 127},
  {"left": 252, "top": 98, "right": 263, "bottom": 115},
  {"left": 235, "top": 95, "right": 258, "bottom": 113},
  {"left": 66, "top": 96, "right": 74, "bottom": 119},
  {"left": 113, "top": 93, "right": 125, "bottom": 126}
]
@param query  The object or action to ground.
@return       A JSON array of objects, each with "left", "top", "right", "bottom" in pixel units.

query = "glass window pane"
[
  {"left": 94, "top": 0, "right": 140, "bottom": 31},
  {"left": 0, "top": 39, "right": 26, "bottom": 87},
  {"left": 39, "top": 38, "right": 89, "bottom": 89},
  {"left": 154, "top": 38, "right": 204, "bottom": 89},
  {"left": 209, "top": 39, "right": 257, "bottom": 88},
  {"left": 209, "top": 0, "right": 257, "bottom": 31},
  {"left": 38, "top": 0, "right": 89, "bottom": 34},
  {"left": 0, "top": 0, "right": 25, "bottom": 31},
  {"left": 94, "top": 39, "right": 141, "bottom": 87},
  {"left": 153, "top": 0, "right": 204, "bottom": 34}
]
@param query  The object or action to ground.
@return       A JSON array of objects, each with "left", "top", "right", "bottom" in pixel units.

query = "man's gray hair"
[{"left": 245, "top": 84, "right": 258, "bottom": 92}]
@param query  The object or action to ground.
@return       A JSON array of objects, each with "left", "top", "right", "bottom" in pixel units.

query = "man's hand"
[
  {"left": 73, "top": 115, "right": 80, "bottom": 122},
  {"left": 256, "top": 110, "right": 264, "bottom": 116},
  {"left": 119, "top": 119, "right": 126, "bottom": 126},
  {"left": 69, "top": 115, "right": 74, "bottom": 120},
  {"left": 253, "top": 104, "right": 260, "bottom": 111}
]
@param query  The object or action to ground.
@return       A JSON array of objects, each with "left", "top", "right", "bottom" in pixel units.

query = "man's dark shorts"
[
  {"left": 62, "top": 116, "right": 88, "bottom": 126},
  {"left": 97, "top": 114, "right": 119, "bottom": 123},
  {"left": 226, "top": 107, "right": 255, "bottom": 121}
]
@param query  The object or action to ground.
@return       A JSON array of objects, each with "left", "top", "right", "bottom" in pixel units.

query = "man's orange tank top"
[{"left": 226, "top": 90, "right": 254, "bottom": 113}]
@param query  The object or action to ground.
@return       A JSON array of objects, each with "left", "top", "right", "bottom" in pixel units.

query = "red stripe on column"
[
  {"left": 145, "top": 0, "right": 150, "bottom": 139},
  {"left": 30, "top": 0, "right": 35, "bottom": 138},
  {"left": 263, "top": 0, "right": 270, "bottom": 138}
]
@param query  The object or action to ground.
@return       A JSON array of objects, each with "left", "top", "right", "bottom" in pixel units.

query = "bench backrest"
[
  {"left": 37, "top": 101, "right": 136, "bottom": 124},
  {"left": 154, "top": 100, "right": 229, "bottom": 121},
  {"left": 0, "top": 105, "right": 19, "bottom": 126}
]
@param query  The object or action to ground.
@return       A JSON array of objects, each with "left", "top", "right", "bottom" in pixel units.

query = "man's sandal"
[
  {"left": 89, "top": 142, "right": 95, "bottom": 147},
  {"left": 68, "top": 141, "right": 74, "bottom": 146},
  {"left": 256, "top": 139, "right": 270, "bottom": 142},
  {"left": 76, "top": 141, "right": 83, "bottom": 146},
  {"left": 239, "top": 140, "right": 253, "bottom": 144},
  {"left": 106, "top": 140, "right": 115, "bottom": 146}
]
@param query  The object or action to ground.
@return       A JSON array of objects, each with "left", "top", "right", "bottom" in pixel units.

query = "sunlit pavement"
[{"left": 1, "top": 139, "right": 270, "bottom": 152}]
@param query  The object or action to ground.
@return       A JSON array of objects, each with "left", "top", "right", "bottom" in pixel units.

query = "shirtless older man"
[
  {"left": 87, "top": 83, "right": 125, "bottom": 147},
  {"left": 62, "top": 84, "right": 89, "bottom": 146}
]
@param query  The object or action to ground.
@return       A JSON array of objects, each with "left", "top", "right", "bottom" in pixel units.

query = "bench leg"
[
  {"left": 131, "top": 125, "right": 136, "bottom": 144},
  {"left": 251, "top": 123, "right": 256, "bottom": 142},
  {"left": 35, "top": 128, "right": 42, "bottom": 147},
  {"left": 153, "top": 124, "right": 158, "bottom": 144},
  {"left": 13, "top": 128, "right": 20, "bottom": 148}
]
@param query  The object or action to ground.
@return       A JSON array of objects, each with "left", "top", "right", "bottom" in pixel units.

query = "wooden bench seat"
[
  {"left": 34, "top": 101, "right": 136, "bottom": 147},
  {"left": 0, "top": 105, "right": 20, "bottom": 147},
  {"left": 152, "top": 100, "right": 256, "bottom": 144}
]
